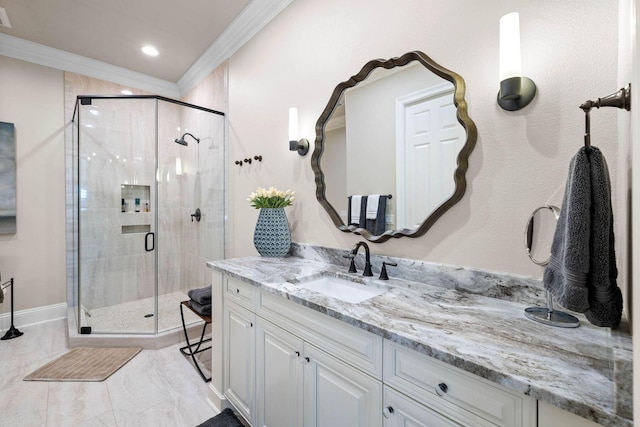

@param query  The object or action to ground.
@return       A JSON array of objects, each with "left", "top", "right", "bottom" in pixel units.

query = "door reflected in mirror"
[{"left": 312, "top": 51, "right": 477, "bottom": 243}]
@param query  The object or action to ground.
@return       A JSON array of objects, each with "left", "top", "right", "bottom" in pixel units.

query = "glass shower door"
[{"left": 77, "top": 97, "right": 158, "bottom": 334}]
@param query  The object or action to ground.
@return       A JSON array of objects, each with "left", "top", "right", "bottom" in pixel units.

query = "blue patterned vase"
[{"left": 253, "top": 208, "right": 291, "bottom": 257}]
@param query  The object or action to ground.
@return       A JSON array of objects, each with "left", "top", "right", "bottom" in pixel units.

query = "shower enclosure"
[{"left": 68, "top": 95, "right": 225, "bottom": 338}]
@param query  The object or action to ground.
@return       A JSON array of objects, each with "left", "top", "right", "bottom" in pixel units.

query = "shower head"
[{"left": 174, "top": 132, "right": 200, "bottom": 146}]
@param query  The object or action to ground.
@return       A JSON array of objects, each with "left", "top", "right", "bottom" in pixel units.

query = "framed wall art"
[{"left": 0, "top": 122, "right": 16, "bottom": 234}]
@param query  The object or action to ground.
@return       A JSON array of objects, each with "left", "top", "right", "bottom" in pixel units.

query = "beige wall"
[
  {"left": 227, "top": 0, "right": 621, "bottom": 281},
  {"left": 0, "top": 56, "right": 66, "bottom": 312}
]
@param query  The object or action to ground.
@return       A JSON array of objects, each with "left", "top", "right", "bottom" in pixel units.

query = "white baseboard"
[
  {"left": 0, "top": 302, "right": 67, "bottom": 330},
  {"left": 207, "top": 384, "right": 227, "bottom": 414}
]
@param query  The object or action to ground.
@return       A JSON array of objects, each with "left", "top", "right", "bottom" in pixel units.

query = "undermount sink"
[{"left": 295, "top": 276, "right": 386, "bottom": 304}]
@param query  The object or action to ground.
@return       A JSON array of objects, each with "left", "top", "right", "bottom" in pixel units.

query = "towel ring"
[
  {"left": 523, "top": 206, "right": 580, "bottom": 328},
  {"left": 523, "top": 205, "right": 560, "bottom": 266}
]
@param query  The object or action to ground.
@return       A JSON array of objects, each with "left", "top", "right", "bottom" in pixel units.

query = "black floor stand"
[
  {"left": 2, "top": 278, "right": 23, "bottom": 340},
  {"left": 179, "top": 300, "right": 212, "bottom": 382}
]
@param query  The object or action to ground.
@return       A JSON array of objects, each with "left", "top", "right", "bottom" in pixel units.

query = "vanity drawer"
[
  {"left": 383, "top": 341, "right": 535, "bottom": 427},
  {"left": 258, "top": 290, "right": 382, "bottom": 379},
  {"left": 225, "top": 276, "right": 257, "bottom": 309}
]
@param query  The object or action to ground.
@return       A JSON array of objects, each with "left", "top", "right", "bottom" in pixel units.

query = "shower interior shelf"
[
  {"left": 121, "top": 184, "right": 150, "bottom": 213},
  {"left": 121, "top": 184, "right": 150, "bottom": 234}
]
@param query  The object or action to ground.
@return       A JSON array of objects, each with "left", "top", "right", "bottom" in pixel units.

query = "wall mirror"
[{"left": 311, "top": 51, "right": 477, "bottom": 243}]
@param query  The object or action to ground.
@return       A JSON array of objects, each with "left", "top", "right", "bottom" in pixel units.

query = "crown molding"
[
  {"left": 176, "top": 0, "right": 293, "bottom": 96},
  {"left": 0, "top": 33, "right": 179, "bottom": 98},
  {"left": 0, "top": 0, "right": 292, "bottom": 99}
]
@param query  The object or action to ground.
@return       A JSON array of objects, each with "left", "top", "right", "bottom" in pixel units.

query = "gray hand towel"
[
  {"left": 188, "top": 286, "right": 212, "bottom": 305},
  {"left": 543, "top": 147, "right": 622, "bottom": 327},
  {"left": 584, "top": 147, "right": 622, "bottom": 327}
]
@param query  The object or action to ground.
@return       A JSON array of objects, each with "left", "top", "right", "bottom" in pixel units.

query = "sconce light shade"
[
  {"left": 288, "top": 107, "right": 299, "bottom": 141},
  {"left": 288, "top": 107, "right": 309, "bottom": 155},
  {"left": 175, "top": 157, "right": 182, "bottom": 176},
  {"left": 497, "top": 12, "right": 536, "bottom": 111}
]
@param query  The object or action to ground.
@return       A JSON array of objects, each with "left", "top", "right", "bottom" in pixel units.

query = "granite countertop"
[{"left": 207, "top": 255, "right": 632, "bottom": 426}]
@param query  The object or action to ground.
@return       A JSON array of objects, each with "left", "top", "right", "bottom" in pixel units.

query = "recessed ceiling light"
[
  {"left": 141, "top": 45, "right": 159, "bottom": 57},
  {"left": 121, "top": 89, "right": 133, "bottom": 95}
]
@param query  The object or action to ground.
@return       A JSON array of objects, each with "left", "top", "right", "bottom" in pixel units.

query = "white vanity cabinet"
[
  {"left": 255, "top": 316, "right": 383, "bottom": 427},
  {"left": 223, "top": 299, "right": 256, "bottom": 423},
  {"left": 302, "top": 342, "right": 383, "bottom": 427},
  {"left": 218, "top": 272, "right": 538, "bottom": 427},
  {"left": 383, "top": 340, "right": 536, "bottom": 427},
  {"left": 255, "top": 317, "right": 304, "bottom": 427}
]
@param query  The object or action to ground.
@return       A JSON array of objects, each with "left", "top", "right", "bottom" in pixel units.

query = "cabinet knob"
[
  {"left": 436, "top": 382, "right": 448, "bottom": 396},
  {"left": 236, "top": 288, "right": 240, "bottom": 293},
  {"left": 383, "top": 406, "right": 394, "bottom": 418},
  {"left": 292, "top": 351, "right": 300, "bottom": 358},
  {"left": 303, "top": 356, "right": 310, "bottom": 364}
]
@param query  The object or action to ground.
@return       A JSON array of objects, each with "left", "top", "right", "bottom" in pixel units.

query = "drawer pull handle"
[
  {"left": 383, "top": 406, "right": 394, "bottom": 418},
  {"left": 436, "top": 382, "right": 448, "bottom": 396}
]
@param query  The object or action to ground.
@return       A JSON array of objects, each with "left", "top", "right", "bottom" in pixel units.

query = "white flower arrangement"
[{"left": 247, "top": 186, "right": 295, "bottom": 209}]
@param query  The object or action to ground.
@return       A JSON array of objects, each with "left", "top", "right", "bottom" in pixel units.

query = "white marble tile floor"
[{"left": 0, "top": 319, "right": 216, "bottom": 426}]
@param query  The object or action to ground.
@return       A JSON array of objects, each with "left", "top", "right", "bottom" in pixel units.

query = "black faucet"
[{"left": 350, "top": 241, "right": 373, "bottom": 277}]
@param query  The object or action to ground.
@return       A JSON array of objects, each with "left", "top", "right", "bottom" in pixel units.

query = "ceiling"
[{"left": 0, "top": 0, "right": 289, "bottom": 93}]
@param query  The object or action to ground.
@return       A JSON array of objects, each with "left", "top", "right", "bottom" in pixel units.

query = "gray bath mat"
[{"left": 197, "top": 408, "right": 244, "bottom": 427}]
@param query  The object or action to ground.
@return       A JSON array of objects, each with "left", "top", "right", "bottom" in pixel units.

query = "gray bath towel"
[
  {"left": 189, "top": 300, "right": 211, "bottom": 317},
  {"left": 543, "top": 147, "right": 622, "bottom": 327},
  {"left": 188, "top": 286, "right": 212, "bottom": 305}
]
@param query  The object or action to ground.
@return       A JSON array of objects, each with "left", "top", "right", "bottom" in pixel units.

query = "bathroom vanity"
[{"left": 206, "top": 248, "right": 632, "bottom": 427}]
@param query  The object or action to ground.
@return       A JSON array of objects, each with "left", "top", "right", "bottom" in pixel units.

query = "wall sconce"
[
  {"left": 288, "top": 107, "right": 309, "bottom": 156},
  {"left": 175, "top": 157, "right": 183, "bottom": 176},
  {"left": 497, "top": 12, "right": 536, "bottom": 111}
]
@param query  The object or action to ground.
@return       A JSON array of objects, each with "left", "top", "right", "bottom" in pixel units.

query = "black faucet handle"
[
  {"left": 343, "top": 253, "right": 357, "bottom": 273},
  {"left": 379, "top": 261, "right": 397, "bottom": 280},
  {"left": 363, "top": 262, "right": 373, "bottom": 277}
]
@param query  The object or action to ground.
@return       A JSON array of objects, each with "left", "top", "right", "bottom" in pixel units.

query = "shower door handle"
[{"left": 145, "top": 232, "right": 155, "bottom": 252}]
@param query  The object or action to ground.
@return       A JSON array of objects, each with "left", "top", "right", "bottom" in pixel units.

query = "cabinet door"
[
  {"left": 303, "top": 343, "right": 383, "bottom": 427},
  {"left": 384, "top": 386, "right": 461, "bottom": 427},
  {"left": 256, "top": 318, "right": 304, "bottom": 427},
  {"left": 224, "top": 301, "right": 255, "bottom": 424}
]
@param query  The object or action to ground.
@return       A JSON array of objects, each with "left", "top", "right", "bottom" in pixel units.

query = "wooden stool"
[{"left": 179, "top": 300, "right": 212, "bottom": 382}]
